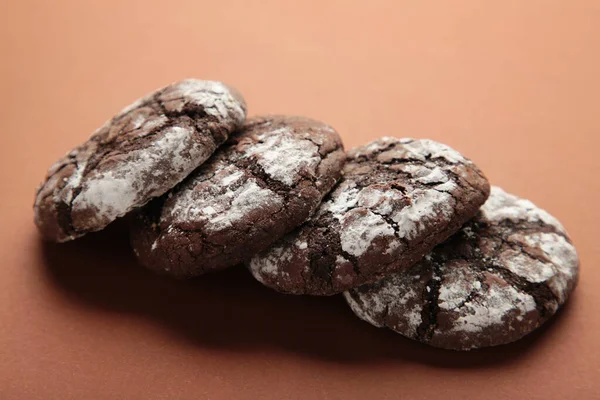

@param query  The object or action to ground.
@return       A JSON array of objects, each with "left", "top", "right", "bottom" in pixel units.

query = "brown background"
[{"left": 1, "top": 1, "right": 599, "bottom": 399}]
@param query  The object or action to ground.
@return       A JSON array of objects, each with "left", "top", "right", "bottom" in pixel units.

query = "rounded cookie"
[
  {"left": 130, "top": 115, "right": 346, "bottom": 277},
  {"left": 34, "top": 79, "right": 247, "bottom": 242},
  {"left": 249, "top": 137, "right": 490, "bottom": 295},
  {"left": 344, "top": 186, "right": 580, "bottom": 350}
]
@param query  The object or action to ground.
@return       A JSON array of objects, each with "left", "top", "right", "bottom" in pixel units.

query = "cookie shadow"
[{"left": 37, "top": 222, "right": 576, "bottom": 369}]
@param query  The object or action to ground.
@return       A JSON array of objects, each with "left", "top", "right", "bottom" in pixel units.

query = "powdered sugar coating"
[
  {"left": 437, "top": 264, "right": 482, "bottom": 310},
  {"left": 250, "top": 244, "right": 295, "bottom": 284},
  {"left": 359, "top": 137, "right": 466, "bottom": 164},
  {"left": 72, "top": 126, "right": 210, "bottom": 230},
  {"left": 344, "top": 275, "right": 424, "bottom": 337},
  {"left": 498, "top": 250, "right": 555, "bottom": 284},
  {"left": 34, "top": 79, "right": 247, "bottom": 242},
  {"left": 244, "top": 128, "right": 321, "bottom": 186},
  {"left": 340, "top": 210, "right": 395, "bottom": 257},
  {"left": 403, "top": 139, "right": 465, "bottom": 163},
  {"left": 344, "top": 290, "right": 386, "bottom": 328},
  {"left": 322, "top": 181, "right": 360, "bottom": 216},
  {"left": 356, "top": 186, "right": 403, "bottom": 215},
  {"left": 435, "top": 263, "right": 537, "bottom": 336},
  {"left": 327, "top": 139, "right": 471, "bottom": 247},
  {"left": 481, "top": 186, "right": 565, "bottom": 232},
  {"left": 451, "top": 279, "right": 537, "bottom": 334},
  {"left": 131, "top": 115, "right": 345, "bottom": 277},
  {"left": 249, "top": 137, "right": 490, "bottom": 295},
  {"left": 390, "top": 184, "right": 456, "bottom": 240},
  {"left": 319, "top": 144, "right": 467, "bottom": 248},
  {"left": 161, "top": 79, "right": 246, "bottom": 122},
  {"left": 518, "top": 232, "right": 579, "bottom": 303},
  {"left": 344, "top": 186, "right": 580, "bottom": 350},
  {"left": 169, "top": 172, "right": 283, "bottom": 232}
]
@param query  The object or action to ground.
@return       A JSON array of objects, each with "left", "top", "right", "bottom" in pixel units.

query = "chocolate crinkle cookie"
[
  {"left": 34, "top": 79, "right": 247, "bottom": 242},
  {"left": 344, "top": 186, "right": 580, "bottom": 351},
  {"left": 249, "top": 137, "right": 490, "bottom": 295},
  {"left": 130, "top": 115, "right": 346, "bottom": 277}
]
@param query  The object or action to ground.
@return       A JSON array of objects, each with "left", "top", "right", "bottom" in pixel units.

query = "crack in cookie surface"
[
  {"left": 130, "top": 115, "right": 346, "bottom": 277},
  {"left": 344, "top": 186, "right": 580, "bottom": 350},
  {"left": 249, "top": 137, "right": 491, "bottom": 295},
  {"left": 34, "top": 79, "right": 247, "bottom": 242}
]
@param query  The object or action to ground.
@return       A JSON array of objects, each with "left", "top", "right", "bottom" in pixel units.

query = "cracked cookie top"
[
  {"left": 129, "top": 115, "right": 346, "bottom": 277},
  {"left": 344, "top": 186, "right": 580, "bottom": 350},
  {"left": 34, "top": 79, "right": 247, "bottom": 242},
  {"left": 249, "top": 137, "right": 490, "bottom": 295}
]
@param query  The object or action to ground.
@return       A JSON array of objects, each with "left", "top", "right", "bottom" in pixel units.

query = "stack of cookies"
[{"left": 34, "top": 79, "right": 580, "bottom": 351}]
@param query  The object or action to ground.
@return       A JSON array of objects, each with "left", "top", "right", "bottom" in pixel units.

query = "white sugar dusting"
[
  {"left": 343, "top": 186, "right": 578, "bottom": 343},
  {"left": 142, "top": 115, "right": 168, "bottom": 133},
  {"left": 249, "top": 244, "right": 294, "bottom": 281},
  {"left": 481, "top": 187, "right": 566, "bottom": 233},
  {"left": 221, "top": 170, "right": 243, "bottom": 185},
  {"left": 402, "top": 139, "right": 466, "bottom": 164},
  {"left": 132, "top": 114, "right": 146, "bottom": 130},
  {"left": 383, "top": 281, "right": 423, "bottom": 334},
  {"left": 154, "top": 126, "right": 197, "bottom": 171},
  {"left": 480, "top": 186, "right": 578, "bottom": 302},
  {"left": 216, "top": 182, "right": 282, "bottom": 231},
  {"left": 73, "top": 170, "right": 138, "bottom": 222},
  {"left": 244, "top": 131, "right": 320, "bottom": 186},
  {"left": 521, "top": 232, "right": 579, "bottom": 303},
  {"left": 336, "top": 255, "right": 349, "bottom": 265},
  {"left": 452, "top": 282, "right": 536, "bottom": 333},
  {"left": 405, "top": 307, "right": 423, "bottom": 334},
  {"left": 530, "top": 233, "right": 579, "bottom": 277},
  {"left": 356, "top": 186, "right": 404, "bottom": 216},
  {"left": 201, "top": 206, "right": 217, "bottom": 215},
  {"left": 62, "top": 158, "right": 88, "bottom": 204},
  {"left": 325, "top": 139, "right": 464, "bottom": 243},
  {"left": 438, "top": 268, "right": 481, "bottom": 310},
  {"left": 500, "top": 249, "right": 555, "bottom": 284},
  {"left": 118, "top": 79, "right": 245, "bottom": 125},
  {"left": 358, "top": 136, "right": 398, "bottom": 154},
  {"left": 322, "top": 182, "right": 360, "bottom": 217},
  {"left": 391, "top": 186, "right": 456, "bottom": 240},
  {"left": 172, "top": 178, "right": 283, "bottom": 232},
  {"left": 385, "top": 240, "right": 401, "bottom": 254},
  {"left": 344, "top": 291, "right": 385, "bottom": 327},
  {"left": 400, "top": 164, "right": 431, "bottom": 178},
  {"left": 340, "top": 210, "right": 394, "bottom": 257},
  {"left": 170, "top": 79, "right": 246, "bottom": 123},
  {"left": 434, "top": 181, "right": 456, "bottom": 192},
  {"left": 344, "top": 276, "right": 423, "bottom": 335},
  {"left": 62, "top": 79, "right": 246, "bottom": 231},
  {"left": 72, "top": 126, "right": 206, "bottom": 226},
  {"left": 417, "top": 167, "right": 449, "bottom": 184}
]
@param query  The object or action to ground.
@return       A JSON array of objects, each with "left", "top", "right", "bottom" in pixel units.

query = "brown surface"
[{"left": 0, "top": 1, "right": 599, "bottom": 399}]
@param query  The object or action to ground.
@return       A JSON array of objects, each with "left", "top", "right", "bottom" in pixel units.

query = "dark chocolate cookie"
[
  {"left": 345, "top": 186, "right": 580, "bottom": 350},
  {"left": 130, "top": 115, "right": 346, "bottom": 277},
  {"left": 249, "top": 137, "right": 490, "bottom": 295},
  {"left": 34, "top": 79, "right": 247, "bottom": 242}
]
